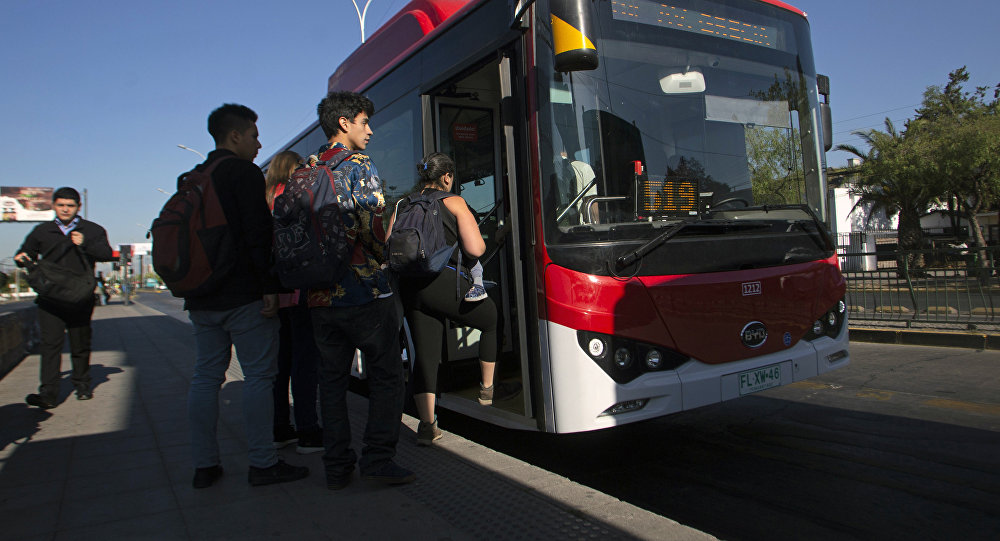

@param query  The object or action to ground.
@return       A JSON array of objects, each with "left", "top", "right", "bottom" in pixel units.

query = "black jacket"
[
  {"left": 182, "top": 149, "right": 281, "bottom": 311},
  {"left": 17, "top": 218, "right": 114, "bottom": 307}
]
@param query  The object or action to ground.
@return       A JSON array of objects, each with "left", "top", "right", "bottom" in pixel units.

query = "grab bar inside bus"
[{"left": 584, "top": 196, "right": 627, "bottom": 224}]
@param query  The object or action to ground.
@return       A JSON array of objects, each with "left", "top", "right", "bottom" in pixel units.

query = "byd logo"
[
  {"left": 741, "top": 321, "right": 768, "bottom": 348},
  {"left": 742, "top": 281, "right": 761, "bottom": 296}
]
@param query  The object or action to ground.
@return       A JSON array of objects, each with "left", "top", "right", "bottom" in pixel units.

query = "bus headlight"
[
  {"left": 645, "top": 349, "right": 662, "bottom": 369},
  {"left": 577, "top": 331, "right": 688, "bottom": 383},
  {"left": 805, "top": 296, "right": 847, "bottom": 341},
  {"left": 588, "top": 338, "right": 606, "bottom": 358},
  {"left": 614, "top": 348, "right": 632, "bottom": 369}
]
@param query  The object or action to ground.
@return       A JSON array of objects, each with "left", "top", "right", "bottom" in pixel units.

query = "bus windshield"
[{"left": 538, "top": 0, "right": 827, "bottom": 253}]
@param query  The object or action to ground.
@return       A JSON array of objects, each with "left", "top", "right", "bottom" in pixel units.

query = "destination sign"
[{"left": 612, "top": 0, "right": 779, "bottom": 50}]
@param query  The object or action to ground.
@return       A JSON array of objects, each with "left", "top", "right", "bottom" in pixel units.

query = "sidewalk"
[{"left": 0, "top": 301, "right": 714, "bottom": 540}]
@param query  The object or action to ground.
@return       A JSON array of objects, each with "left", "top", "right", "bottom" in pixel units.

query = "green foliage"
[
  {"left": 746, "top": 125, "right": 804, "bottom": 205},
  {"left": 834, "top": 118, "right": 935, "bottom": 251},
  {"left": 835, "top": 67, "right": 1000, "bottom": 256},
  {"left": 908, "top": 67, "right": 1000, "bottom": 249}
]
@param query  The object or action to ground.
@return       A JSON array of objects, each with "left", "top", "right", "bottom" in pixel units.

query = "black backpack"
[
  {"left": 151, "top": 156, "right": 237, "bottom": 297},
  {"left": 387, "top": 190, "right": 458, "bottom": 276},
  {"left": 271, "top": 149, "right": 356, "bottom": 289}
]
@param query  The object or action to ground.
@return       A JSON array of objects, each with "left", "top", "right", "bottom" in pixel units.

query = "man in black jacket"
[
  {"left": 15, "top": 187, "right": 114, "bottom": 408},
  {"left": 183, "top": 103, "right": 308, "bottom": 489}
]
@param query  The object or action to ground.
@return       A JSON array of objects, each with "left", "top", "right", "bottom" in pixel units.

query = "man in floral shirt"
[{"left": 308, "top": 91, "right": 413, "bottom": 489}]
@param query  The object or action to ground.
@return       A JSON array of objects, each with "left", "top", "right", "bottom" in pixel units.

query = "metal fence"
[{"left": 838, "top": 242, "right": 1000, "bottom": 330}]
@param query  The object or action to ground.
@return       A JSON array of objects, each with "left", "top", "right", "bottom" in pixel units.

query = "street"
[
  {"left": 445, "top": 341, "right": 1000, "bottom": 541},
  {"left": 132, "top": 292, "right": 1000, "bottom": 540}
]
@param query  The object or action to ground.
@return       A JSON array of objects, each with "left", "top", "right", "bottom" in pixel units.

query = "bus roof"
[
  {"left": 327, "top": 0, "right": 475, "bottom": 93},
  {"left": 326, "top": 0, "right": 807, "bottom": 93}
]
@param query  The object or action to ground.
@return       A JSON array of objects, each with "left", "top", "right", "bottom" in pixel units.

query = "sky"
[{"left": 1, "top": 0, "right": 998, "bottom": 266}]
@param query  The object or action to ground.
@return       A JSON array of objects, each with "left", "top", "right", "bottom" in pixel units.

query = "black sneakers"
[
  {"left": 326, "top": 466, "right": 354, "bottom": 490},
  {"left": 361, "top": 461, "right": 415, "bottom": 485},
  {"left": 25, "top": 394, "right": 57, "bottom": 409},
  {"left": 248, "top": 458, "right": 309, "bottom": 487},
  {"left": 192, "top": 465, "right": 224, "bottom": 489},
  {"left": 76, "top": 390, "right": 93, "bottom": 400},
  {"left": 273, "top": 424, "right": 298, "bottom": 449},
  {"left": 296, "top": 428, "right": 324, "bottom": 455}
]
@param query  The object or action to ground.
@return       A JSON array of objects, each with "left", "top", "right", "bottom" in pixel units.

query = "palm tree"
[{"left": 835, "top": 119, "right": 939, "bottom": 270}]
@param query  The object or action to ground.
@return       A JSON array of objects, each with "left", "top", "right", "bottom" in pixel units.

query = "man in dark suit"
[{"left": 15, "top": 187, "right": 114, "bottom": 407}]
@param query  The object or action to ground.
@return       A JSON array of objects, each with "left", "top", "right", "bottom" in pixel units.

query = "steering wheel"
[{"left": 710, "top": 198, "right": 750, "bottom": 210}]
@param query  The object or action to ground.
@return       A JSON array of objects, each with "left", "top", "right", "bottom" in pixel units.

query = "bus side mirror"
[
  {"left": 551, "top": 0, "right": 599, "bottom": 72},
  {"left": 820, "top": 103, "right": 833, "bottom": 152},
  {"left": 817, "top": 74, "right": 833, "bottom": 152}
]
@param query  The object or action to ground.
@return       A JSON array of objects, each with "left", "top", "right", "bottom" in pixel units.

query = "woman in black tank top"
[{"left": 391, "top": 153, "right": 520, "bottom": 445}]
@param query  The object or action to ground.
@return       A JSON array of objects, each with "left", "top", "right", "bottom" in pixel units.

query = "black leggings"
[{"left": 401, "top": 268, "right": 497, "bottom": 395}]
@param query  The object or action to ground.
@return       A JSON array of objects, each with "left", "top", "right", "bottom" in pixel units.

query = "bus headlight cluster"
[
  {"left": 805, "top": 296, "right": 847, "bottom": 341},
  {"left": 646, "top": 349, "right": 662, "bottom": 369},
  {"left": 614, "top": 348, "right": 632, "bottom": 369},
  {"left": 577, "top": 331, "right": 688, "bottom": 384}
]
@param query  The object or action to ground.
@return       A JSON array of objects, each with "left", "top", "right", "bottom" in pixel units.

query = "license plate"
[{"left": 738, "top": 364, "right": 782, "bottom": 395}]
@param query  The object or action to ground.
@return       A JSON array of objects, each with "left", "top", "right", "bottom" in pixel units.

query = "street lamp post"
[
  {"left": 352, "top": 0, "right": 373, "bottom": 43},
  {"left": 177, "top": 144, "right": 206, "bottom": 160}
]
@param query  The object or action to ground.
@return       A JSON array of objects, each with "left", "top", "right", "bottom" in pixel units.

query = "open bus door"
[{"left": 420, "top": 51, "right": 536, "bottom": 429}]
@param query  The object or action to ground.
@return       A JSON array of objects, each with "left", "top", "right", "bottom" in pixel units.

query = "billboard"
[{"left": 1, "top": 186, "right": 55, "bottom": 222}]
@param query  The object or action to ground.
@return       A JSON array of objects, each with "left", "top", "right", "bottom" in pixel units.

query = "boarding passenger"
[
  {"left": 308, "top": 91, "right": 413, "bottom": 489},
  {"left": 394, "top": 153, "right": 520, "bottom": 446},
  {"left": 265, "top": 150, "right": 323, "bottom": 454},
  {"left": 15, "top": 187, "right": 114, "bottom": 408},
  {"left": 184, "top": 104, "right": 309, "bottom": 489}
]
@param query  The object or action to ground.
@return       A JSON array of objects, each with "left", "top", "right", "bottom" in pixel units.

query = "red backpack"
[{"left": 151, "top": 156, "right": 237, "bottom": 297}]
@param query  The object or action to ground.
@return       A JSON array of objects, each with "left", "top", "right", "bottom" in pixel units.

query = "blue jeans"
[
  {"left": 188, "top": 301, "right": 279, "bottom": 469},
  {"left": 311, "top": 296, "right": 404, "bottom": 475}
]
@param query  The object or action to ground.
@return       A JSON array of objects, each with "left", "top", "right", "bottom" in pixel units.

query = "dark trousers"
[
  {"left": 401, "top": 269, "right": 498, "bottom": 394},
  {"left": 274, "top": 300, "right": 320, "bottom": 433},
  {"left": 37, "top": 301, "right": 95, "bottom": 400},
  {"left": 311, "top": 297, "right": 403, "bottom": 475}
]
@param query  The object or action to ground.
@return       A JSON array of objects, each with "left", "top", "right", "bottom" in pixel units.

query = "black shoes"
[
  {"left": 326, "top": 466, "right": 354, "bottom": 490},
  {"left": 248, "top": 458, "right": 309, "bottom": 487},
  {"left": 273, "top": 424, "right": 298, "bottom": 449},
  {"left": 296, "top": 428, "right": 324, "bottom": 455},
  {"left": 76, "top": 390, "right": 93, "bottom": 400},
  {"left": 25, "top": 394, "right": 57, "bottom": 409},
  {"left": 192, "top": 465, "right": 224, "bottom": 489},
  {"left": 361, "top": 461, "right": 415, "bottom": 485}
]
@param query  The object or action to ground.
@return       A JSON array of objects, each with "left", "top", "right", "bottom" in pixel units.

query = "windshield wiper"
[
  {"left": 615, "top": 221, "right": 689, "bottom": 270},
  {"left": 614, "top": 220, "right": 777, "bottom": 270}
]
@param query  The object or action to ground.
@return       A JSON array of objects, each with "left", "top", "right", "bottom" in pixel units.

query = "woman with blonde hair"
[
  {"left": 265, "top": 150, "right": 324, "bottom": 453},
  {"left": 265, "top": 150, "right": 303, "bottom": 207}
]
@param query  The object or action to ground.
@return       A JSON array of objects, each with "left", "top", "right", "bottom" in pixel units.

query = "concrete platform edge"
[{"left": 849, "top": 326, "right": 1000, "bottom": 350}]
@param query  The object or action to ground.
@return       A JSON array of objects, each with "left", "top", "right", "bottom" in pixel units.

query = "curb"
[
  {"left": 849, "top": 327, "right": 1000, "bottom": 350},
  {"left": 0, "top": 305, "right": 39, "bottom": 379}
]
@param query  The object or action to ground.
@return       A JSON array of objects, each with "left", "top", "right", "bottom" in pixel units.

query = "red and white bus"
[{"left": 271, "top": 0, "right": 848, "bottom": 433}]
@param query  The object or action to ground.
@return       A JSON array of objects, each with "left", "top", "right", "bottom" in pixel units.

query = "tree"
[
  {"left": 745, "top": 125, "right": 804, "bottom": 205},
  {"left": 835, "top": 119, "right": 939, "bottom": 268},
  {"left": 908, "top": 67, "right": 1000, "bottom": 266}
]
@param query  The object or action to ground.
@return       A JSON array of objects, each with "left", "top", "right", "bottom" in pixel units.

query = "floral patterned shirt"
[{"left": 307, "top": 142, "right": 392, "bottom": 307}]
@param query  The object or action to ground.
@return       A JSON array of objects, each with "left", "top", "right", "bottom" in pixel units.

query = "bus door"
[{"left": 424, "top": 55, "right": 534, "bottom": 427}]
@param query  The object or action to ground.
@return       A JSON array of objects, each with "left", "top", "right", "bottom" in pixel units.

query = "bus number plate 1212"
[{"left": 738, "top": 363, "right": 782, "bottom": 395}]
